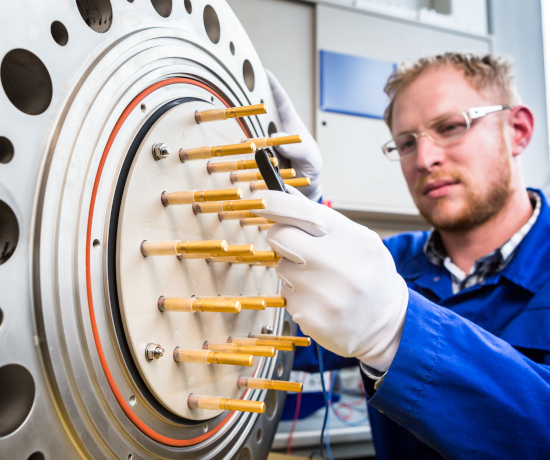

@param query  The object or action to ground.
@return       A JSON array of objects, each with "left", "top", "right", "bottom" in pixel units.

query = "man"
[{"left": 256, "top": 54, "right": 550, "bottom": 459}]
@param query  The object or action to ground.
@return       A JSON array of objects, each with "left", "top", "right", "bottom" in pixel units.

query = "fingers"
[
  {"left": 264, "top": 224, "right": 308, "bottom": 265},
  {"left": 252, "top": 190, "right": 329, "bottom": 237}
]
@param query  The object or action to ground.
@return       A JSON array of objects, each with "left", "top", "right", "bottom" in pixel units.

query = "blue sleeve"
[{"left": 367, "top": 289, "right": 550, "bottom": 460}]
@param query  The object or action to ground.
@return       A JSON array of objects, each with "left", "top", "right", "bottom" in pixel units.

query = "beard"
[{"left": 413, "top": 153, "right": 512, "bottom": 232}]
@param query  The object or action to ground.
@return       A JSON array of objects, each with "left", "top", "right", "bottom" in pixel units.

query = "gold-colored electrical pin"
[
  {"left": 210, "top": 251, "right": 280, "bottom": 264},
  {"left": 179, "top": 142, "right": 256, "bottom": 162},
  {"left": 237, "top": 377, "right": 303, "bottom": 393},
  {"left": 207, "top": 157, "right": 278, "bottom": 174},
  {"left": 140, "top": 240, "right": 228, "bottom": 257},
  {"left": 250, "top": 177, "right": 311, "bottom": 191},
  {"left": 178, "top": 244, "right": 255, "bottom": 259},
  {"left": 195, "top": 103, "right": 267, "bottom": 123},
  {"left": 161, "top": 189, "right": 243, "bottom": 206},
  {"left": 173, "top": 348, "right": 254, "bottom": 366},
  {"left": 258, "top": 224, "right": 274, "bottom": 231},
  {"left": 158, "top": 297, "right": 241, "bottom": 313},
  {"left": 230, "top": 168, "right": 296, "bottom": 183},
  {"left": 240, "top": 218, "right": 269, "bottom": 226},
  {"left": 223, "top": 298, "right": 266, "bottom": 310},
  {"left": 218, "top": 210, "right": 258, "bottom": 220},
  {"left": 193, "top": 199, "right": 266, "bottom": 214},
  {"left": 242, "top": 135, "right": 302, "bottom": 149},
  {"left": 249, "top": 334, "right": 311, "bottom": 347},
  {"left": 256, "top": 297, "right": 286, "bottom": 308},
  {"left": 203, "top": 342, "right": 276, "bottom": 357},
  {"left": 228, "top": 337, "right": 295, "bottom": 351},
  {"left": 188, "top": 394, "right": 266, "bottom": 413}
]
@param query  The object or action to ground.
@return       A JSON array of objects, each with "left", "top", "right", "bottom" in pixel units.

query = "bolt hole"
[
  {"left": 256, "top": 428, "right": 263, "bottom": 443},
  {"left": 230, "top": 41, "right": 235, "bottom": 55},
  {"left": 0, "top": 200, "right": 19, "bottom": 265},
  {"left": 0, "top": 137, "right": 14, "bottom": 164},
  {"left": 51, "top": 21, "right": 69, "bottom": 46},
  {"left": 238, "top": 447, "right": 251, "bottom": 460},
  {"left": 129, "top": 395, "right": 136, "bottom": 406},
  {"left": 127, "top": 0, "right": 134, "bottom": 2},
  {"left": 204, "top": 5, "right": 221, "bottom": 44},
  {"left": 93, "top": 239, "right": 100, "bottom": 249},
  {"left": 243, "top": 60, "right": 255, "bottom": 92},
  {"left": 140, "top": 103, "right": 147, "bottom": 112},
  {"left": 211, "top": 96, "right": 214, "bottom": 103},
  {"left": 0, "top": 364, "right": 35, "bottom": 436},
  {"left": 282, "top": 320, "right": 291, "bottom": 336},
  {"left": 184, "top": 0, "right": 192, "bottom": 14},
  {"left": 151, "top": 0, "right": 172, "bottom": 17},
  {"left": 277, "top": 362, "right": 284, "bottom": 377},
  {"left": 265, "top": 390, "right": 278, "bottom": 420},
  {"left": 127, "top": 455, "right": 133, "bottom": 460},
  {"left": 203, "top": 423, "right": 208, "bottom": 433},
  {"left": 76, "top": 0, "right": 113, "bottom": 33},
  {"left": 1, "top": 49, "right": 53, "bottom": 115},
  {"left": 27, "top": 453, "right": 45, "bottom": 460}
]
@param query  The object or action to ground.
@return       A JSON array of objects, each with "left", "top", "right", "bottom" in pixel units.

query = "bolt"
[
  {"left": 152, "top": 143, "right": 170, "bottom": 160},
  {"left": 145, "top": 343, "right": 164, "bottom": 361},
  {"left": 261, "top": 325, "right": 274, "bottom": 334}
]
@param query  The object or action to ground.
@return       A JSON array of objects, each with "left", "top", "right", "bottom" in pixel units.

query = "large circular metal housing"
[{"left": 0, "top": 1, "right": 295, "bottom": 458}]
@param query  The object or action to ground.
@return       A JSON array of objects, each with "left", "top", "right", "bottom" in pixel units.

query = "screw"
[
  {"left": 261, "top": 325, "right": 274, "bottom": 334},
  {"left": 145, "top": 343, "right": 164, "bottom": 361},
  {"left": 152, "top": 143, "right": 170, "bottom": 160}
]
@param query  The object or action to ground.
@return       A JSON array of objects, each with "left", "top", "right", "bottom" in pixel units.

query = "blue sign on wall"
[{"left": 320, "top": 50, "right": 396, "bottom": 120}]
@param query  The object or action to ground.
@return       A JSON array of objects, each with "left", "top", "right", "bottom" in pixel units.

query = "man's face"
[{"left": 392, "top": 66, "right": 513, "bottom": 231}]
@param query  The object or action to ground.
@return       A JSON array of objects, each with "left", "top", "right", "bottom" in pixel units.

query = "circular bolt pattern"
[
  {"left": 1, "top": 49, "right": 53, "bottom": 115},
  {"left": 203, "top": 5, "right": 220, "bottom": 44},
  {"left": 0, "top": 136, "right": 14, "bottom": 164},
  {"left": 151, "top": 0, "right": 172, "bottom": 17},
  {"left": 0, "top": 200, "right": 19, "bottom": 265},
  {"left": 76, "top": 0, "right": 113, "bottom": 33},
  {"left": 51, "top": 21, "right": 69, "bottom": 46},
  {"left": 243, "top": 60, "right": 255, "bottom": 92},
  {"left": 0, "top": 364, "right": 36, "bottom": 436}
]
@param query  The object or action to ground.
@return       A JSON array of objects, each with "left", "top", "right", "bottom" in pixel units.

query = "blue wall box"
[{"left": 320, "top": 50, "right": 396, "bottom": 119}]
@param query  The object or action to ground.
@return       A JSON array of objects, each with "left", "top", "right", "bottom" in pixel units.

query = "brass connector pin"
[
  {"left": 223, "top": 298, "right": 266, "bottom": 310},
  {"left": 230, "top": 168, "right": 296, "bottom": 183},
  {"left": 237, "top": 377, "right": 303, "bottom": 393},
  {"left": 249, "top": 334, "right": 311, "bottom": 347},
  {"left": 242, "top": 135, "right": 302, "bottom": 149},
  {"left": 140, "top": 240, "right": 228, "bottom": 257},
  {"left": 250, "top": 177, "right": 311, "bottom": 191},
  {"left": 210, "top": 251, "right": 280, "bottom": 264},
  {"left": 195, "top": 103, "right": 267, "bottom": 123},
  {"left": 228, "top": 337, "right": 295, "bottom": 351},
  {"left": 188, "top": 394, "right": 266, "bottom": 413},
  {"left": 258, "top": 224, "right": 274, "bottom": 231},
  {"left": 207, "top": 157, "right": 278, "bottom": 173},
  {"left": 240, "top": 218, "right": 275, "bottom": 227},
  {"left": 193, "top": 199, "right": 266, "bottom": 214},
  {"left": 161, "top": 188, "right": 243, "bottom": 206},
  {"left": 218, "top": 210, "right": 258, "bottom": 221},
  {"left": 204, "top": 342, "right": 276, "bottom": 357},
  {"left": 177, "top": 244, "right": 255, "bottom": 259},
  {"left": 180, "top": 142, "right": 256, "bottom": 162},
  {"left": 174, "top": 348, "right": 254, "bottom": 366},
  {"left": 256, "top": 297, "right": 286, "bottom": 308},
  {"left": 158, "top": 297, "right": 241, "bottom": 313}
]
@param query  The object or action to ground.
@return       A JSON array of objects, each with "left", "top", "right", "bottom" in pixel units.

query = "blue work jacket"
[{"left": 294, "top": 188, "right": 550, "bottom": 459}]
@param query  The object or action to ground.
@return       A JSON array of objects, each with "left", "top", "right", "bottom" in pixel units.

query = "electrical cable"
[{"left": 287, "top": 372, "right": 308, "bottom": 455}]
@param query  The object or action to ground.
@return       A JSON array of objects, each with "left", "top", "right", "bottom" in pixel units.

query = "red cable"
[{"left": 286, "top": 373, "right": 308, "bottom": 455}]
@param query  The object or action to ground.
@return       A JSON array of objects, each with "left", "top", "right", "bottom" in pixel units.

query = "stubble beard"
[{"left": 414, "top": 152, "right": 513, "bottom": 232}]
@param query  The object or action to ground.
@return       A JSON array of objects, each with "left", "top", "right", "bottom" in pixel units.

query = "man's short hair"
[{"left": 383, "top": 52, "right": 522, "bottom": 129}]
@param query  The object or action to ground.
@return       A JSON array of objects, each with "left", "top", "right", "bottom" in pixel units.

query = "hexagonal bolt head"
[
  {"left": 152, "top": 143, "right": 171, "bottom": 160},
  {"left": 261, "top": 325, "right": 274, "bottom": 334},
  {"left": 145, "top": 343, "right": 165, "bottom": 361}
]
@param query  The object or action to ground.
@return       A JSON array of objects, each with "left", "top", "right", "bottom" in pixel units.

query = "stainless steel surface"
[
  {"left": 152, "top": 143, "right": 171, "bottom": 161},
  {"left": 0, "top": 0, "right": 294, "bottom": 458}
]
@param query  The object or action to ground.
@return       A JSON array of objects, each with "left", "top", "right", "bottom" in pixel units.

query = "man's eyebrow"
[{"left": 393, "top": 110, "right": 460, "bottom": 137}]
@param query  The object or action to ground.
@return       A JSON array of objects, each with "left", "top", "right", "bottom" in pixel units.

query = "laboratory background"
[{"left": 0, "top": 0, "right": 549, "bottom": 459}]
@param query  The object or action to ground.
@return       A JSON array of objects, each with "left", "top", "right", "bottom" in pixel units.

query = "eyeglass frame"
[{"left": 381, "top": 105, "right": 512, "bottom": 162}]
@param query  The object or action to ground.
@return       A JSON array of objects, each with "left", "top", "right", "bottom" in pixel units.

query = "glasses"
[{"left": 382, "top": 105, "right": 511, "bottom": 161}]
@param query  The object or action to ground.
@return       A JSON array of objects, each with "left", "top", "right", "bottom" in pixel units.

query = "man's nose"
[{"left": 414, "top": 135, "right": 445, "bottom": 172}]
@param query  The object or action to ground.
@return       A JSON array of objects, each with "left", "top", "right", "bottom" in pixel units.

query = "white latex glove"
[
  {"left": 254, "top": 187, "right": 409, "bottom": 373},
  {"left": 266, "top": 69, "right": 323, "bottom": 202}
]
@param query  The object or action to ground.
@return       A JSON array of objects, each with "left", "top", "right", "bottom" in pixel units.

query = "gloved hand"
[
  {"left": 266, "top": 69, "right": 323, "bottom": 202},
  {"left": 254, "top": 187, "right": 409, "bottom": 372}
]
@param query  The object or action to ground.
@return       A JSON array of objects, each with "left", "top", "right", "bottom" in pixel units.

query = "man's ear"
[{"left": 509, "top": 106, "right": 534, "bottom": 157}]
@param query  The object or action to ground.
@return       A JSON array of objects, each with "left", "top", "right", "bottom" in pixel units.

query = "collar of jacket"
[{"left": 398, "top": 189, "right": 550, "bottom": 302}]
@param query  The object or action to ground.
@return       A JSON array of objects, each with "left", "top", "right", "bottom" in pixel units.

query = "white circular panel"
[{"left": 118, "top": 98, "right": 278, "bottom": 419}]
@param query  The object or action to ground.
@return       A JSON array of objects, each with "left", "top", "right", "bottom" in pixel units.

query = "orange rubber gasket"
[{"left": 86, "top": 78, "right": 257, "bottom": 446}]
